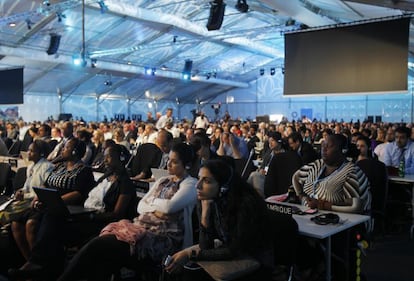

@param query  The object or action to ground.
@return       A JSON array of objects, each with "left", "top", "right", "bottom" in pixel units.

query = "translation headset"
[
  {"left": 184, "top": 143, "right": 195, "bottom": 170},
  {"left": 310, "top": 213, "right": 340, "bottom": 225},
  {"left": 71, "top": 139, "right": 85, "bottom": 159},
  {"left": 219, "top": 166, "right": 234, "bottom": 197}
]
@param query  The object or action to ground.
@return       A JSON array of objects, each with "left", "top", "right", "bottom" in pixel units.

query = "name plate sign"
[{"left": 266, "top": 202, "right": 293, "bottom": 216}]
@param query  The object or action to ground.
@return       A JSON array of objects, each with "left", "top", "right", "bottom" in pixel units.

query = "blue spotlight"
[
  {"left": 73, "top": 55, "right": 82, "bottom": 66},
  {"left": 182, "top": 59, "right": 192, "bottom": 80},
  {"left": 145, "top": 67, "right": 152, "bottom": 75}
]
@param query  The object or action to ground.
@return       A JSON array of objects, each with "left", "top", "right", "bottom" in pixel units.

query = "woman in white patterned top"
[{"left": 293, "top": 134, "right": 371, "bottom": 214}]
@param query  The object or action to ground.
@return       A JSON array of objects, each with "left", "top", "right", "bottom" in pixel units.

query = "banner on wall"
[{"left": 0, "top": 106, "right": 19, "bottom": 119}]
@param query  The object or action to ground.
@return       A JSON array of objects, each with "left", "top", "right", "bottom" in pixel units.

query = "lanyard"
[{"left": 312, "top": 160, "right": 347, "bottom": 199}]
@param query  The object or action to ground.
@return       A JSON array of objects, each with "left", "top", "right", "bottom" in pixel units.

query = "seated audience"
[
  {"left": 166, "top": 159, "right": 272, "bottom": 280},
  {"left": 189, "top": 132, "right": 219, "bottom": 177},
  {"left": 76, "top": 128, "right": 95, "bottom": 165},
  {"left": 216, "top": 131, "right": 248, "bottom": 160},
  {"left": 9, "top": 143, "right": 136, "bottom": 280},
  {"left": 9, "top": 138, "right": 95, "bottom": 278},
  {"left": 287, "top": 131, "right": 318, "bottom": 164},
  {"left": 292, "top": 134, "right": 371, "bottom": 281},
  {"left": 355, "top": 136, "right": 372, "bottom": 162},
  {"left": 56, "top": 143, "right": 197, "bottom": 281},
  {"left": 5, "top": 141, "right": 53, "bottom": 260},
  {"left": 293, "top": 134, "right": 371, "bottom": 214},
  {"left": 247, "top": 132, "right": 284, "bottom": 197},
  {"left": 113, "top": 127, "right": 130, "bottom": 150},
  {"left": 47, "top": 121, "right": 74, "bottom": 163},
  {"left": 130, "top": 129, "right": 172, "bottom": 181},
  {"left": 383, "top": 126, "right": 414, "bottom": 175}
]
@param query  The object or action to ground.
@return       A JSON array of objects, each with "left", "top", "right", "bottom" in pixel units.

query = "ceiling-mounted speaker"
[
  {"left": 183, "top": 60, "right": 193, "bottom": 73},
  {"left": 206, "top": 0, "right": 226, "bottom": 31},
  {"left": 46, "top": 33, "right": 61, "bottom": 55}
]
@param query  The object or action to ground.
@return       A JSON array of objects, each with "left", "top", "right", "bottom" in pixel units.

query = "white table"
[
  {"left": 268, "top": 201, "right": 370, "bottom": 281},
  {"left": 388, "top": 174, "right": 414, "bottom": 239}
]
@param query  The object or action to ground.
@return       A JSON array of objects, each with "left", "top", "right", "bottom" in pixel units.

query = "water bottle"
[{"left": 398, "top": 159, "right": 405, "bottom": 178}]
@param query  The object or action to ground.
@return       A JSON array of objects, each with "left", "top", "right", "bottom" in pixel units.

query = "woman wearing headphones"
[
  {"left": 8, "top": 140, "right": 54, "bottom": 261},
  {"left": 56, "top": 142, "right": 197, "bottom": 281},
  {"left": 293, "top": 134, "right": 371, "bottom": 214},
  {"left": 292, "top": 134, "right": 371, "bottom": 281},
  {"left": 166, "top": 158, "right": 272, "bottom": 281},
  {"left": 9, "top": 137, "right": 95, "bottom": 279}
]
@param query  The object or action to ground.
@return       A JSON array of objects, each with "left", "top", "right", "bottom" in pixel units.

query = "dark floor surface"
[{"left": 362, "top": 228, "right": 414, "bottom": 281}]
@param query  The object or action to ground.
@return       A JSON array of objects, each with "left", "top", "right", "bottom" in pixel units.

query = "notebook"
[
  {"left": 33, "top": 186, "right": 96, "bottom": 217},
  {"left": 151, "top": 168, "right": 169, "bottom": 180}
]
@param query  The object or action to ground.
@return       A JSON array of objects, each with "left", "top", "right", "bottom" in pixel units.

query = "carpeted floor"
[{"left": 362, "top": 229, "right": 414, "bottom": 281}]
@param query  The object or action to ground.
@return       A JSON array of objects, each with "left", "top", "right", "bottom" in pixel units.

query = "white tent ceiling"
[{"left": 0, "top": 0, "right": 413, "bottom": 104}]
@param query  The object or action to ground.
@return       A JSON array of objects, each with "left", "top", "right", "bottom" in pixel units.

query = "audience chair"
[
  {"left": 0, "top": 163, "right": 12, "bottom": 196},
  {"left": 264, "top": 151, "right": 303, "bottom": 198},
  {"left": 356, "top": 159, "right": 388, "bottom": 237},
  {"left": 12, "top": 167, "right": 27, "bottom": 192},
  {"left": 267, "top": 209, "right": 299, "bottom": 281},
  {"left": 128, "top": 143, "right": 163, "bottom": 178},
  {"left": 7, "top": 140, "right": 21, "bottom": 157}
]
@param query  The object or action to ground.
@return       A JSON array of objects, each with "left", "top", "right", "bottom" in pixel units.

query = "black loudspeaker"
[
  {"left": 367, "top": 115, "right": 374, "bottom": 123},
  {"left": 58, "top": 113, "right": 72, "bottom": 121},
  {"left": 46, "top": 34, "right": 61, "bottom": 55},
  {"left": 206, "top": 0, "right": 226, "bottom": 31},
  {"left": 183, "top": 60, "right": 193, "bottom": 73},
  {"left": 375, "top": 115, "right": 382, "bottom": 123}
]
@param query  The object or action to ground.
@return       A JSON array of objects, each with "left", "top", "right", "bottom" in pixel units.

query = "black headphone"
[
  {"left": 311, "top": 213, "right": 340, "bottom": 225},
  {"left": 219, "top": 166, "right": 234, "bottom": 197},
  {"left": 71, "top": 139, "right": 86, "bottom": 159}
]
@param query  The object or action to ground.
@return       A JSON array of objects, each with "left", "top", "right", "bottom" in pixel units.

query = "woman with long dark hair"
[{"left": 166, "top": 158, "right": 272, "bottom": 280}]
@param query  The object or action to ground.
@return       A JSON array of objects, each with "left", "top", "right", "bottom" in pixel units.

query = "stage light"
[
  {"left": 235, "top": 0, "right": 249, "bottom": 13},
  {"left": 145, "top": 67, "right": 152, "bottom": 75},
  {"left": 8, "top": 22, "right": 16, "bottom": 27},
  {"left": 206, "top": 73, "right": 211, "bottom": 80},
  {"left": 104, "top": 80, "right": 112, "bottom": 86},
  {"left": 270, "top": 67, "right": 275, "bottom": 76},
  {"left": 72, "top": 54, "right": 87, "bottom": 67},
  {"left": 56, "top": 12, "right": 66, "bottom": 22},
  {"left": 151, "top": 68, "right": 156, "bottom": 75},
  {"left": 98, "top": 1, "right": 109, "bottom": 13},
  {"left": 182, "top": 59, "right": 192, "bottom": 80},
  {"left": 91, "top": 58, "right": 97, "bottom": 68},
  {"left": 259, "top": 68, "right": 265, "bottom": 76},
  {"left": 25, "top": 19, "right": 32, "bottom": 30},
  {"left": 73, "top": 55, "right": 82, "bottom": 66},
  {"left": 285, "top": 18, "right": 295, "bottom": 26}
]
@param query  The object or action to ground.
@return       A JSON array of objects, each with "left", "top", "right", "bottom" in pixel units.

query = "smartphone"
[
  {"left": 304, "top": 208, "right": 318, "bottom": 215},
  {"left": 164, "top": 255, "right": 173, "bottom": 267}
]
